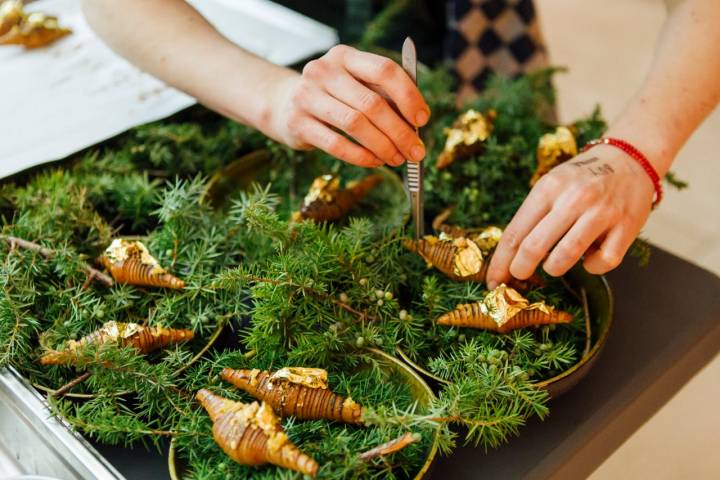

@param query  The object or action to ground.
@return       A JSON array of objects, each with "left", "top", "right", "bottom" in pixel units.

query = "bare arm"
[
  {"left": 487, "top": 0, "right": 720, "bottom": 287},
  {"left": 81, "top": 0, "right": 429, "bottom": 167},
  {"left": 606, "top": 0, "right": 720, "bottom": 175}
]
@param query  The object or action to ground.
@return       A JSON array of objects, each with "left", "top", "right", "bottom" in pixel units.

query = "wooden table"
[{"left": 95, "top": 246, "right": 720, "bottom": 479}]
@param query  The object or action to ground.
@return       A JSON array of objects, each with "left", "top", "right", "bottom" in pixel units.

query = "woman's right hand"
[{"left": 271, "top": 45, "right": 430, "bottom": 168}]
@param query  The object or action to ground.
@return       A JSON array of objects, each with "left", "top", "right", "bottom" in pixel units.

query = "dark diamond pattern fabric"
[
  {"left": 515, "top": 0, "right": 535, "bottom": 23},
  {"left": 477, "top": 28, "right": 502, "bottom": 55},
  {"left": 508, "top": 34, "right": 536, "bottom": 63},
  {"left": 454, "top": 0, "right": 474, "bottom": 18},
  {"left": 447, "top": 0, "right": 549, "bottom": 102},
  {"left": 480, "top": 0, "right": 506, "bottom": 19},
  {"left": 448, "top": 29, "right": 469, "bottom": 58}
]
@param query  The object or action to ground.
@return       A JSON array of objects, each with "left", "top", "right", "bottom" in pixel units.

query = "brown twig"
[
  {"left": 0, "top": 234, "right": 114, "bottom": 287},
  {"left": 559, "top": 275, "right": 581, "bottom": 301},
  {"left": 581, "top": 288, "right": 592, "bottom": 357},
  {"left": 33, "top": 382, "right": 128, "bottom": 400},
  {"left": 332, "top": 299, "right": 377, "bottom": 322},
  {"left": 359, "top": 432, "right": 421, "bottom": 462},
  {"left": 40, "top": 351, "right": 191, "bottom": 406},
  {"left": 52, "top": 371, "right": 92, "bottom": 397},
  {"left": 67, "top": 415, "right": 180, "bottom": 437},
  {"left": 431, "top": 205, "right": 455, "bottom": 233}
]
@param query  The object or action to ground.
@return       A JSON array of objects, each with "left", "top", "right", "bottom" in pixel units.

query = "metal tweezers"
[{"left": 401, "top": 36, "right": 424, "bottom": 240}]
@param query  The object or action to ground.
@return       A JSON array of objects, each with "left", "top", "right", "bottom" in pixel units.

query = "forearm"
[
  {"left": 81, "top": 0, "right": 297, "bottom": 141},
  {"left": 605, "top": 0, "right": 720, "bottom": 176}
]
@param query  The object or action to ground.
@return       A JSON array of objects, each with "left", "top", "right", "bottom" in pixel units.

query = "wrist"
[
  {"left": 252, "top": 70, "right": 300, "bottom": 144},
  {"left": 582, "top": 138, "right": 663, "bottom": 208},
  {"left": 604, "top": 104, "right": 679, "bottom": 178},
  {"left": 603, "top": 128, "right": 673, "bottom": 179},
  {"left": 220, "top": 56, "right": 299, "bottom": 143}
]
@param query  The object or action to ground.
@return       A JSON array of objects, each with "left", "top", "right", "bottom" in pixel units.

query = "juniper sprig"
[{"left": 0, "top": 66, "right": 627, "bottom": 478}]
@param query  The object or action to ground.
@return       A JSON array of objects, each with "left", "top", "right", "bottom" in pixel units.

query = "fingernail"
[
  {"left": 410, "top": 144, "right": 425, "bottom": 162},
  {"left": 415, "top": 109, "right": 429, "bottom": 127},
  {"left": 392, "top": 153, "right": 405, "bottom": 166},
  {"left": 487, "top": 280, "right": 497, "bottom": 290}
]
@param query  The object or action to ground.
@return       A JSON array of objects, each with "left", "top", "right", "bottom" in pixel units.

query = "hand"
[
  {"left": 486, "top": 145, "right": 656, "bottom": 287},
  {"left": 271, "top": 45, "right": 430, "bottom": 168}
]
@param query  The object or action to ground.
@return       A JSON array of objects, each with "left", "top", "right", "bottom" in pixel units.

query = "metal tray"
[{"left": 0, "top": 367, "right": 124, "bottom": 479}]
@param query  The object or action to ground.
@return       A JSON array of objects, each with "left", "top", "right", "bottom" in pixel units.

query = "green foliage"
[
  {"left": 571, "top": 106, "right": 607, "bottom": 147},
  {"left": 423, "top": 72, "right": 544, "bottom": 226},
  {"left": 0, "top": 68, "right": 629, "bottom": 478},
  {"left": 423, "top": 69, "right": 608, "bottom": 228},
  {"left": 122, "top": 118, "right": 265, "bottom": 178},
  {"left": 356, "top": 0, "right": 410, "bottom": 51},
  {"left": 216, "top": 188, "right": 421, "bottom": 368},
  {"left": 629, "top": 237, "right": 652, "bottom": 268},
  {"left": 0, "top": 249, "right": 41, "bottom": 367},
  {"left": 176, "top": 351, "right": 437, "bottom": 480},
  {"left": 429, "top": 337, "right": 550, "bottom": 450},
  {"left": 0, "top": 121, "right": 436, "bottom": 478},
  {"left": 664, "top": 170, "right": 688, "bottom": 190}
]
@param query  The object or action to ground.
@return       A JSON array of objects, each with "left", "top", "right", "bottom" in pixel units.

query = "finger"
[
  {"left": 542, "top": 211, "right": 611, "bottom": 277},
  {"left": 486, "top": 191, "right": 553, "bottom": 288},
  {"left": 298, "top": 118, "right": 383, "bottom": 168},
  {"left": 323, "top": 71, "right": 423, "bottom": 164},
  {"left": 338, "top": 46, "right": 430, "bottom": 128},
  {"left": 508, "top": 206, "right": 580, "bottom": 280},
  {"left": 299, "top": 88, "right": 403, "bottom": 166},
  {"left": 583, "top": 225, "right": 633, "bottom": 274}
]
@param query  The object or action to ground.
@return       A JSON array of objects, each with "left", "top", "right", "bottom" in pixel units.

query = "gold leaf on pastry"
[
  {"left": 437, "top": 109, "right": 495, "bottom": 170},
  {"left": 531, "top": 126, "right": 577, "bottom": 186}
]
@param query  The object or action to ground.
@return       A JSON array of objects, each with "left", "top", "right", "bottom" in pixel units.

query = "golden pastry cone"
[
  {"left": 0, "top": 12, "right": 71, "bottom": 48},
  {"left": 405, "top": 234, "right": 545, "bottom": 290},
  {"left": 436, "top": 109, "right": 495, "bottom": 170},
  {"left": 101, "top": 257, "right": 185, "bottom": 289},
  {"left": 221, "top": 367, "right": 365, "bottom": 424},
  {"left": 0, "top": 1, "right": 23, "bottom": 37},
  {"left": 434, "top": 222, "right": 470, "bottom": 239},
  {"left": 99, "top": 239, "right": 185, "bottom": 289},
  {"left": 196, "top": 389, "right": 319, "bottom": 477},
  {"left": 0, "top": 23, "right": 70, "bottom": 48},
  {"left": 39, "top": 321, "right": 194, "bottom": 365},
  {"left": 530, "top": 126, "right": 578, "bottom": 186},
  {"left": 437, "top": 301, "right": 572, "bottom": 333},
  {"left": 404, "top": 236, "right": 488, "bottom": 283},
  {"left": 299, "top": 174, "right": 383, "bottom": 222}
]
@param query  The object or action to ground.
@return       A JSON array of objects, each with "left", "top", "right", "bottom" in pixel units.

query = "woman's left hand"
[{"left": 486, "top": 145, "right": 656, "bottom": 288}]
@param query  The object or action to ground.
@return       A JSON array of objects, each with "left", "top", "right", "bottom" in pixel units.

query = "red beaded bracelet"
[{"left": 581, "top": 137, "right": 663, "bottom": 209}]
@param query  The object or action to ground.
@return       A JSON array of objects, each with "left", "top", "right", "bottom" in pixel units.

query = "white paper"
[{"left": 0, "top": 0, "right": 338, "bottom": 179}]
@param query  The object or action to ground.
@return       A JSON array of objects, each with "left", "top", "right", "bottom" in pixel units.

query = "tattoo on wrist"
[
  {"left": 587, "top": 163, "right": 615, "bottom": 176},
  {"left": 570, "top": 156, "right": 614, "bottom": 176},
  {"left": 572, "top": 156, "right": 599, "bottom": 167}
]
